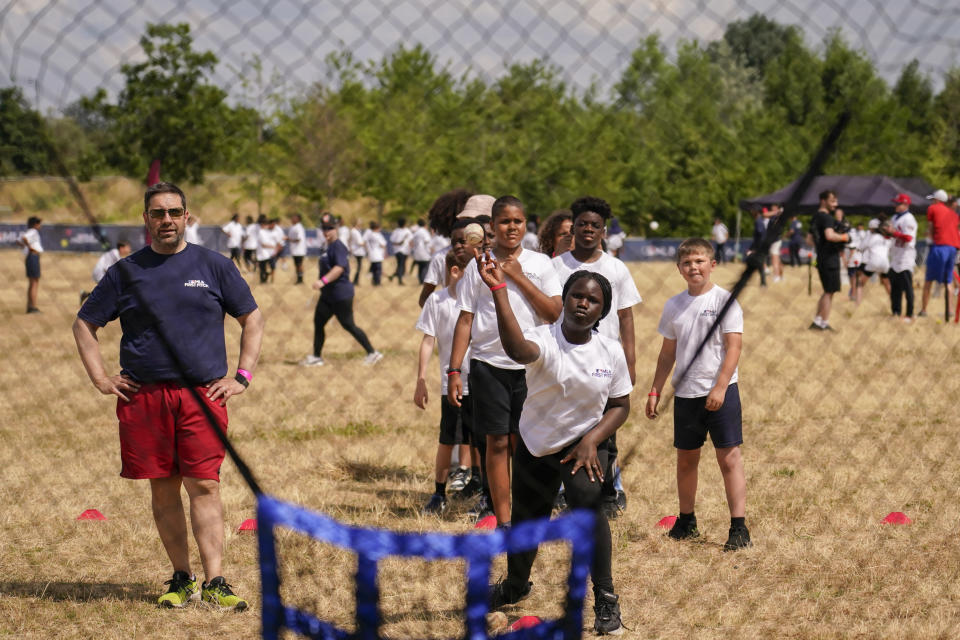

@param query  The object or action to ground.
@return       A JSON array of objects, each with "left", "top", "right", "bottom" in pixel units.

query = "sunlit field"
[{"left": 3, "top": 249, "right": 960, "bottom": 639}]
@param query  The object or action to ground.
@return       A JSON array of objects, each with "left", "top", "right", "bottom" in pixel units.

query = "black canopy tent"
[{"left": 740, "top": 175, "right": 936, "bottom": 216}]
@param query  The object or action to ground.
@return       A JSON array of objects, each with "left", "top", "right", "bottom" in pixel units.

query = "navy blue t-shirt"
[
  {"left": 318, "top": 239, "right": 354, "bottom": 302},
  {"left": 78, "top": 244, "right": 258, "bottom": 384}
]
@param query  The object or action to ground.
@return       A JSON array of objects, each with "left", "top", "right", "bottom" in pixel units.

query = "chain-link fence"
[{"left": 3, "top": 2, "right": 960, "bottom": 639}]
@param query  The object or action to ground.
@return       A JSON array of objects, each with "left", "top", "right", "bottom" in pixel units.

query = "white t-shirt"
[
  {"left": 185, "top": 222, "right": 202, "bottom": 245},
  {"left": 416, "top": 287, "right": 471, "bottom": 396},
  {"left": 92, "top": 248, "right": 121, "bottom": 283},
  {"left": 222, "top": 221, "right": 244, "bottom": 249},
  {"left": 861, "top": 230, "right": 890, "bottom": 274},
  {"left": 256, "top": 226, "right": 278, "bottom": 261},
  {"left": 430, "top": 233, "right": 450, "bottom": 255},
  {"left": 657, "top": 284, "right": 743, "bottom": 398},
  {"left": 519, "top": 323, "right": 633, "bottom": 456},
  {"left": 606, "top": 231, "right": 625, "bottom": 253},
  {"left": 20, "top": 228, "right": 42, "bottom": 255},
  {"left": 338, "top": 224, "right": 351, "bottom": 245},
  {"left": 364, "top": 230, "right": 387, "bottom": 262},
  {"left": 350, "top": 227, "right": 366, "bottom": 257},
  {"left": 272, "top": 226, "right": 286, "bottom": 251},
  {"left": 457, "top": 248, "right": 563, "bottom": 370},
  {"left": 412, "top": 226, "right": 432, "bottom": 261},
  {"left": 712, "top": 223, "right": 729, "bottom": 244},
  {"left": 424, "top": 251, "right": 447, "bottom": 286},
  {"left": 390, "top": 227, "right": 413, "bottom": 254},
  {"left": 551, "top": 252, "right": 642, "bottom": 341},
  {"left": 288, "top": 222, "right": 307, "bottom": 257},
  {"left": 243, "top": 224, "right": 259, "bottom": 250},
  {"left": 889, "top": 212, "right": 918, "bottom": 273},
  {"left": 522, "top": 231, "right": 540, "bottom": 251}
]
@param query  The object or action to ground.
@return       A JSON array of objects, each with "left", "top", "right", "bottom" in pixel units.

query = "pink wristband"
[
  {"left": 321, "top": 276, "right": 329, "bottom": 285},
  {"left": 236, "top": 369, "right": 252, "bottom": 382},
  {"left": 489, "top": 282, "right": 507, "bottom": 292}
]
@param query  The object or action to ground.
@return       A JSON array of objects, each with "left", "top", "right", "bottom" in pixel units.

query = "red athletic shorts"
[{"left": 116, "top": 382, "right": 228, "bottom": 481}]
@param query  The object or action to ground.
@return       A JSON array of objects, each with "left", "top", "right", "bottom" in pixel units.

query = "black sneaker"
[
  {"left": 423, "top": 493, "right": 447, "bottom": 515},
  {"left": 615, "top": 490, "right": 627, "bottom": 512},
  {"left": 723, "top": 524, "right": 752, "bottom": 551},
  {"left": 601, "top": 494, "right": 620, "bottom": 520},
  {"left": 489, "top": 579, "right": 532, "bottom": 610},
  {"left": 468, "top": 494, "right": 493, "bottom": 520},
  {"left": 454, "top": 476, "right": 481, "bottom": 500},
  {"left": 448, "top": 467, "right": 469, "bottom": 492},
  {"left": 667, "top": 516, "right": 700, "bottom": 541},
  {"left": 593, "top": 589, "right": 623, "bottom": 635}
]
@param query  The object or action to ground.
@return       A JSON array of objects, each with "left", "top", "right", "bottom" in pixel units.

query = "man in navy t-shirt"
[{"left": 73, "top": 182, "right": 265, "bottom": 611}]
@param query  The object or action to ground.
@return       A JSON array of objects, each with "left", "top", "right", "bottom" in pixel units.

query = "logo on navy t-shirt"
[{"left": 184, "top": 279, "right": 209, "bottom": 288}]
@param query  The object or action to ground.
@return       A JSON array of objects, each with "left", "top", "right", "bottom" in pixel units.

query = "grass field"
[{"left": 2, "top": 249, "right": 960, "bottom": 639}]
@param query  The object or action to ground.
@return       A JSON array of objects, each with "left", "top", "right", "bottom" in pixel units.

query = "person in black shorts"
[{"left": 809, "top": 190, "right": 852, "bottom": 331}]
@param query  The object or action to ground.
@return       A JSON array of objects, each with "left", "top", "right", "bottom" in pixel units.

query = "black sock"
[
  {"left": 678, "top": 511, "right": 695, "bottom": 522},
  {"left": 471, "top": 466, "right": 480, "bottom": 479},
  {"left": 731, "top": 516, "right": 745, "bottom": 528},
  {"left": 435, "top": 481, "right": 446, "bottom": 496}
]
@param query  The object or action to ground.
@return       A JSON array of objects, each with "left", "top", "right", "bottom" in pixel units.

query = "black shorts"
[
  {"left": 817, "top": 265, "right": 841, "bottom": 293},
  {"left": 229, "top": 247, "right": 242, "bottom": 260},
  {"left": 468, "top": 359, "right": 526, "bottom": 437},
  {"left": 674, "top": 383, "right": 743, "bottom": 450},
  {"left": 25, "top": 253, "right": 40, "bottom": 279},
  {"left": 439, "top": 395, "right": 472, "bottom": 445}
]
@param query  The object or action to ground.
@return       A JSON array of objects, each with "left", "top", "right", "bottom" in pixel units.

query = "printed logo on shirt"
[
  {"left": 591, "top": 368, "right": 613, "bottom": 379},
  {"left": 523, "top": 271, "right": 541, "bottom": 286},
  {"left": 701, "top": 309, "right": 718, "bottom": 317},
  {"left": 184, "top": 279, "right": 209, "bottom": 288}
]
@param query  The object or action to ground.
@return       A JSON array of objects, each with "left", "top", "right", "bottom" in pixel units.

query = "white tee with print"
[
  {"left": 457, "top": 248, "right": 562, "bottom": 370},
  {"left": 551, "top": 252, "right": 642, "bottom": 341},
  {"left": 364, "top": 230, "right": 387, "bottom": 262},
  {"left": 222, "top": 221, "right": 245, "bottom": 249},
  {"left": 416, "top": 287, "right": 470, "bottom": 396},
  {"left": 288, "top": 222, "right": 307, "bottom": 257},
  {"left": 888, "top": 212, "right": 918, "bottom": 273},
  {"left": 657, "top": 284, "right": 743, "bottom": 398},
  {"left": 519, "top": 323, "right": 633, "bottom": 456}
]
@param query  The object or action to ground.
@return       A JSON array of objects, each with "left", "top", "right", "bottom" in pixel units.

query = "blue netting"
[{"left": 256, "top": 494, "right": 596, "bottom": 640}]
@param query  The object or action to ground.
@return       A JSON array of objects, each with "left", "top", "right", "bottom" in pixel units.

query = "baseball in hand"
[{"left": 464, "top": 223, "right": 484, "bottom": 246}]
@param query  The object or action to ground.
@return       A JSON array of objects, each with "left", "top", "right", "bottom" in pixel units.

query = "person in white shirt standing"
[
  {"left": 287, "top": 213, "right": 307, "bottom": 284},
  {"left": 411, "top": 219, "right": 433, "bottom": 284},
  {"left": 81, "top": 240, "right": 132, "bottom": 303},
  {"left": 883, "top": 193, "right": 918, "bottom": 321},
  {"left": 242, "top": 215, "right": 259, "bottom": 273},
  {"left": 256, "top": 216, "right": 279, "bottom": 284},
  {"left": 221, "top": 213, "right": 245, "bottom": 270},
  {"left": 19, "top": 216, "right": 43, "bottom": 313},
  {"left": 185, "top": 217, "right": 203, "bottom": 245},
  {"left": 552, "top": 196, "right": 642, "bottom": 518},
  {"left": 350, "top": 219, "right": 367, "bottom": 285},
  {"left": 363, "top": 221, "right": 387, "bottom": 286},
  {"left": 388, "top": 217, "right": 413, "bottom": 285},
  {"left": 711, "top": 217, "right": 730, "bottom": 265}
]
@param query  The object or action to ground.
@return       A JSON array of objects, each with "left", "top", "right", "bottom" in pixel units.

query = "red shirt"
[{"left": 926, "top": 202, "right": 960, "bottom": 247}]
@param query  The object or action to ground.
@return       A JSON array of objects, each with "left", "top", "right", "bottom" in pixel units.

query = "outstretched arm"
[{"left": 476, "top": 250, "right": 540, "bottom": 364}]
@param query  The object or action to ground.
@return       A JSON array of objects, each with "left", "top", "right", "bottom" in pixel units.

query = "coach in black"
[
  {"left": 809, "top": 190, "right": 851, "bottom": 331},
  {"left": 72, "top": 182, "right": 265, "bottom": 610}
]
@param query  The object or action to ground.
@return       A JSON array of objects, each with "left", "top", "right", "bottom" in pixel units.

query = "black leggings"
[
  {"left": 506, "top": 437, "right": 613, "bottom": 596},
  {"left": 889, "top": 269, "right": 914, "bottom": 317},
  {"left": 313, "top": 296, "right": 375, "bottom": 357},
  {"left": 352, "top": 257, "right": 363, "bottom": 284}
]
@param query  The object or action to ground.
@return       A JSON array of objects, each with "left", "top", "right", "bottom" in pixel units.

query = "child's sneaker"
[
  {"left": 362, "top": 351, "right": 384, "bottom": 365},
  {"left": 423, "top": 493, "right": 447, "bottom": 515},
  {"left": 454, "top": 475, "right": 481, "bottom": 499},
  {"left": 489, "top": 579, "right": 532, "bottom": 610},
  {"left": 448, "top": 467, "right": 469, "bottom": 492},
  {"left": 157, "top": 571, "right": 200, "bottom": 608},
  {"left": 723, "top": 524, "right": 752, "bottom": 551},
  {"left": 667, "top": 515, "right": 700, "bottom": 541},
  {"left": 593, "top": 589, "right": 623, "bottom": 635},
  {"left": 201, "top": 577, "right": 248, "bottom": 611}
]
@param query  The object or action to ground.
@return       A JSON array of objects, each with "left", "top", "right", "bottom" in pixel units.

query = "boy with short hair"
[{"left": 645, "top": 238, "right": 750, "bottom": 551}]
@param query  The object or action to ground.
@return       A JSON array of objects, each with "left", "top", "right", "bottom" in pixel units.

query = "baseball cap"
[
  {"left": 891, "top": 194, "right": 911, "bottom": 205},
  {"left": 457, "top": 194, "right": 495, "bottom": 219},
  {"left": 926, "top": 189, "right": 948, "bottom": 202}
]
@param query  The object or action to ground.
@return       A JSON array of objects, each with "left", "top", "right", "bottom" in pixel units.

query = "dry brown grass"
[{"left": 2, "top": 249, "right": 960, "bottom": 639}]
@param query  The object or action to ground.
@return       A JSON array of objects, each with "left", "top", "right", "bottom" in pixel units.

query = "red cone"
[
  {"left": 237, "top": 518, "right": 258, "bottom": 532},
  {"left": 511, "top": 616, "right": 541, "bottom": 630},
  {"left": 882, "top": 512, "right": 912, "bottom": 525},
  {"left": 77, "top": 509, "right": 106, "bottom": 521},
  {"left": 656, "top": 515, "right": 677, "bottom": 529},
  {"left": 474, "top": 514, "right": 497, "bottom": 530}
]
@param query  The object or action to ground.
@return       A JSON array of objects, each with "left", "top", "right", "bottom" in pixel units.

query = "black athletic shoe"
[
  {"left": 454, "top": 476, "right": 482, "bottom": 500},
  {"left": 468, "top": 494, "right": 493, "bottom": 520},
  {"left": 489, "top": 579, "right": 532, "bottom": 610},
  {"left": 601, "top": 494, "right": 620, "bottom": 520},
  {"left": 423, "top": 493, "right": 447, "bottom": 515},
  {"left": 723, "top": 524, "right": 752, "bottom": 551},
  {"left": 593, "top": 590, "right": 623, "bottom": 635},
  {"left": 667, "top": 516, "right": 700, "bottom": 541},
  {"left": 616, "top": 490, "right": 627, "bottom": 512},
  {"left": 553, "top": 491, "right": 568, "bottom": 513}
]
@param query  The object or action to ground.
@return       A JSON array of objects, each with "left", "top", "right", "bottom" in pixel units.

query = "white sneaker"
[
  {"left": 363, "top": 351, "right": 384, "bottom": 365},
  {"left": 300, "top": 355, "right": 325, "bottom": 366}
]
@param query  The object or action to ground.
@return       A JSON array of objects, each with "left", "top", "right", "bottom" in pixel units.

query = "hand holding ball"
[{"left": 464, "top": 223, "right": 484, "bottom": 247}]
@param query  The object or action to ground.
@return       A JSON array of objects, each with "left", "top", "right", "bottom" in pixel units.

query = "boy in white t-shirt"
[
  {"left": 449, "top": 196, "right": 563, "bottom": 527},
  {"left": 645, "top": 238, "right": 750, "bottom": 551},
  {"left": 363, "top": 221, "right": 387, "bottom": 286},
  {"left": 414, "top": 252, "right": 475, "bottom": 515}
]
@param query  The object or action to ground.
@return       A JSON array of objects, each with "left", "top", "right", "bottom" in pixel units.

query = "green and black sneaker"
[
  {"left": 157, "top": 571, "right": 200, "bottom": 608},
  {"left": 202, "top": 576, "right": 249, "bottom": 611}
]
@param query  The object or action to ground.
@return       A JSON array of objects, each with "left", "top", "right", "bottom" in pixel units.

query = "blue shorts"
[
  {"left": 25, "top": 253, "right": 41, "bottom": 279},
  {"left": 925, "top": 245, "right": 957, "bottom": 283},
  {"left": 673, "top": 383, "right": 743, "bottom": 450}
]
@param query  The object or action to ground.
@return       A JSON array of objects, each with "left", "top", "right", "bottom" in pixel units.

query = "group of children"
[{"left": 411, "top": 192, "right": 750, "bottom": 635}]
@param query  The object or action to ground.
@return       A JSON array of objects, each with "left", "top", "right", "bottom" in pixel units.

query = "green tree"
[
  {"left": 720, "top": 13, "right": 798, "bottom": 75},
  {"left": 0, "top": 87, "right": 52, "bottom": 175}
]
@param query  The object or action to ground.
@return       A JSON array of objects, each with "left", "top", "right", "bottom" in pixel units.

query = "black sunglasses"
[{"left": 147, "top": 207, "right": 185, "bottom": 219}]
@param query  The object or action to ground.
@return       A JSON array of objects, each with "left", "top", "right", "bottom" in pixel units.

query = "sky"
[{"left": 1, "top": 0, "right": 958, "bottom": 112}]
